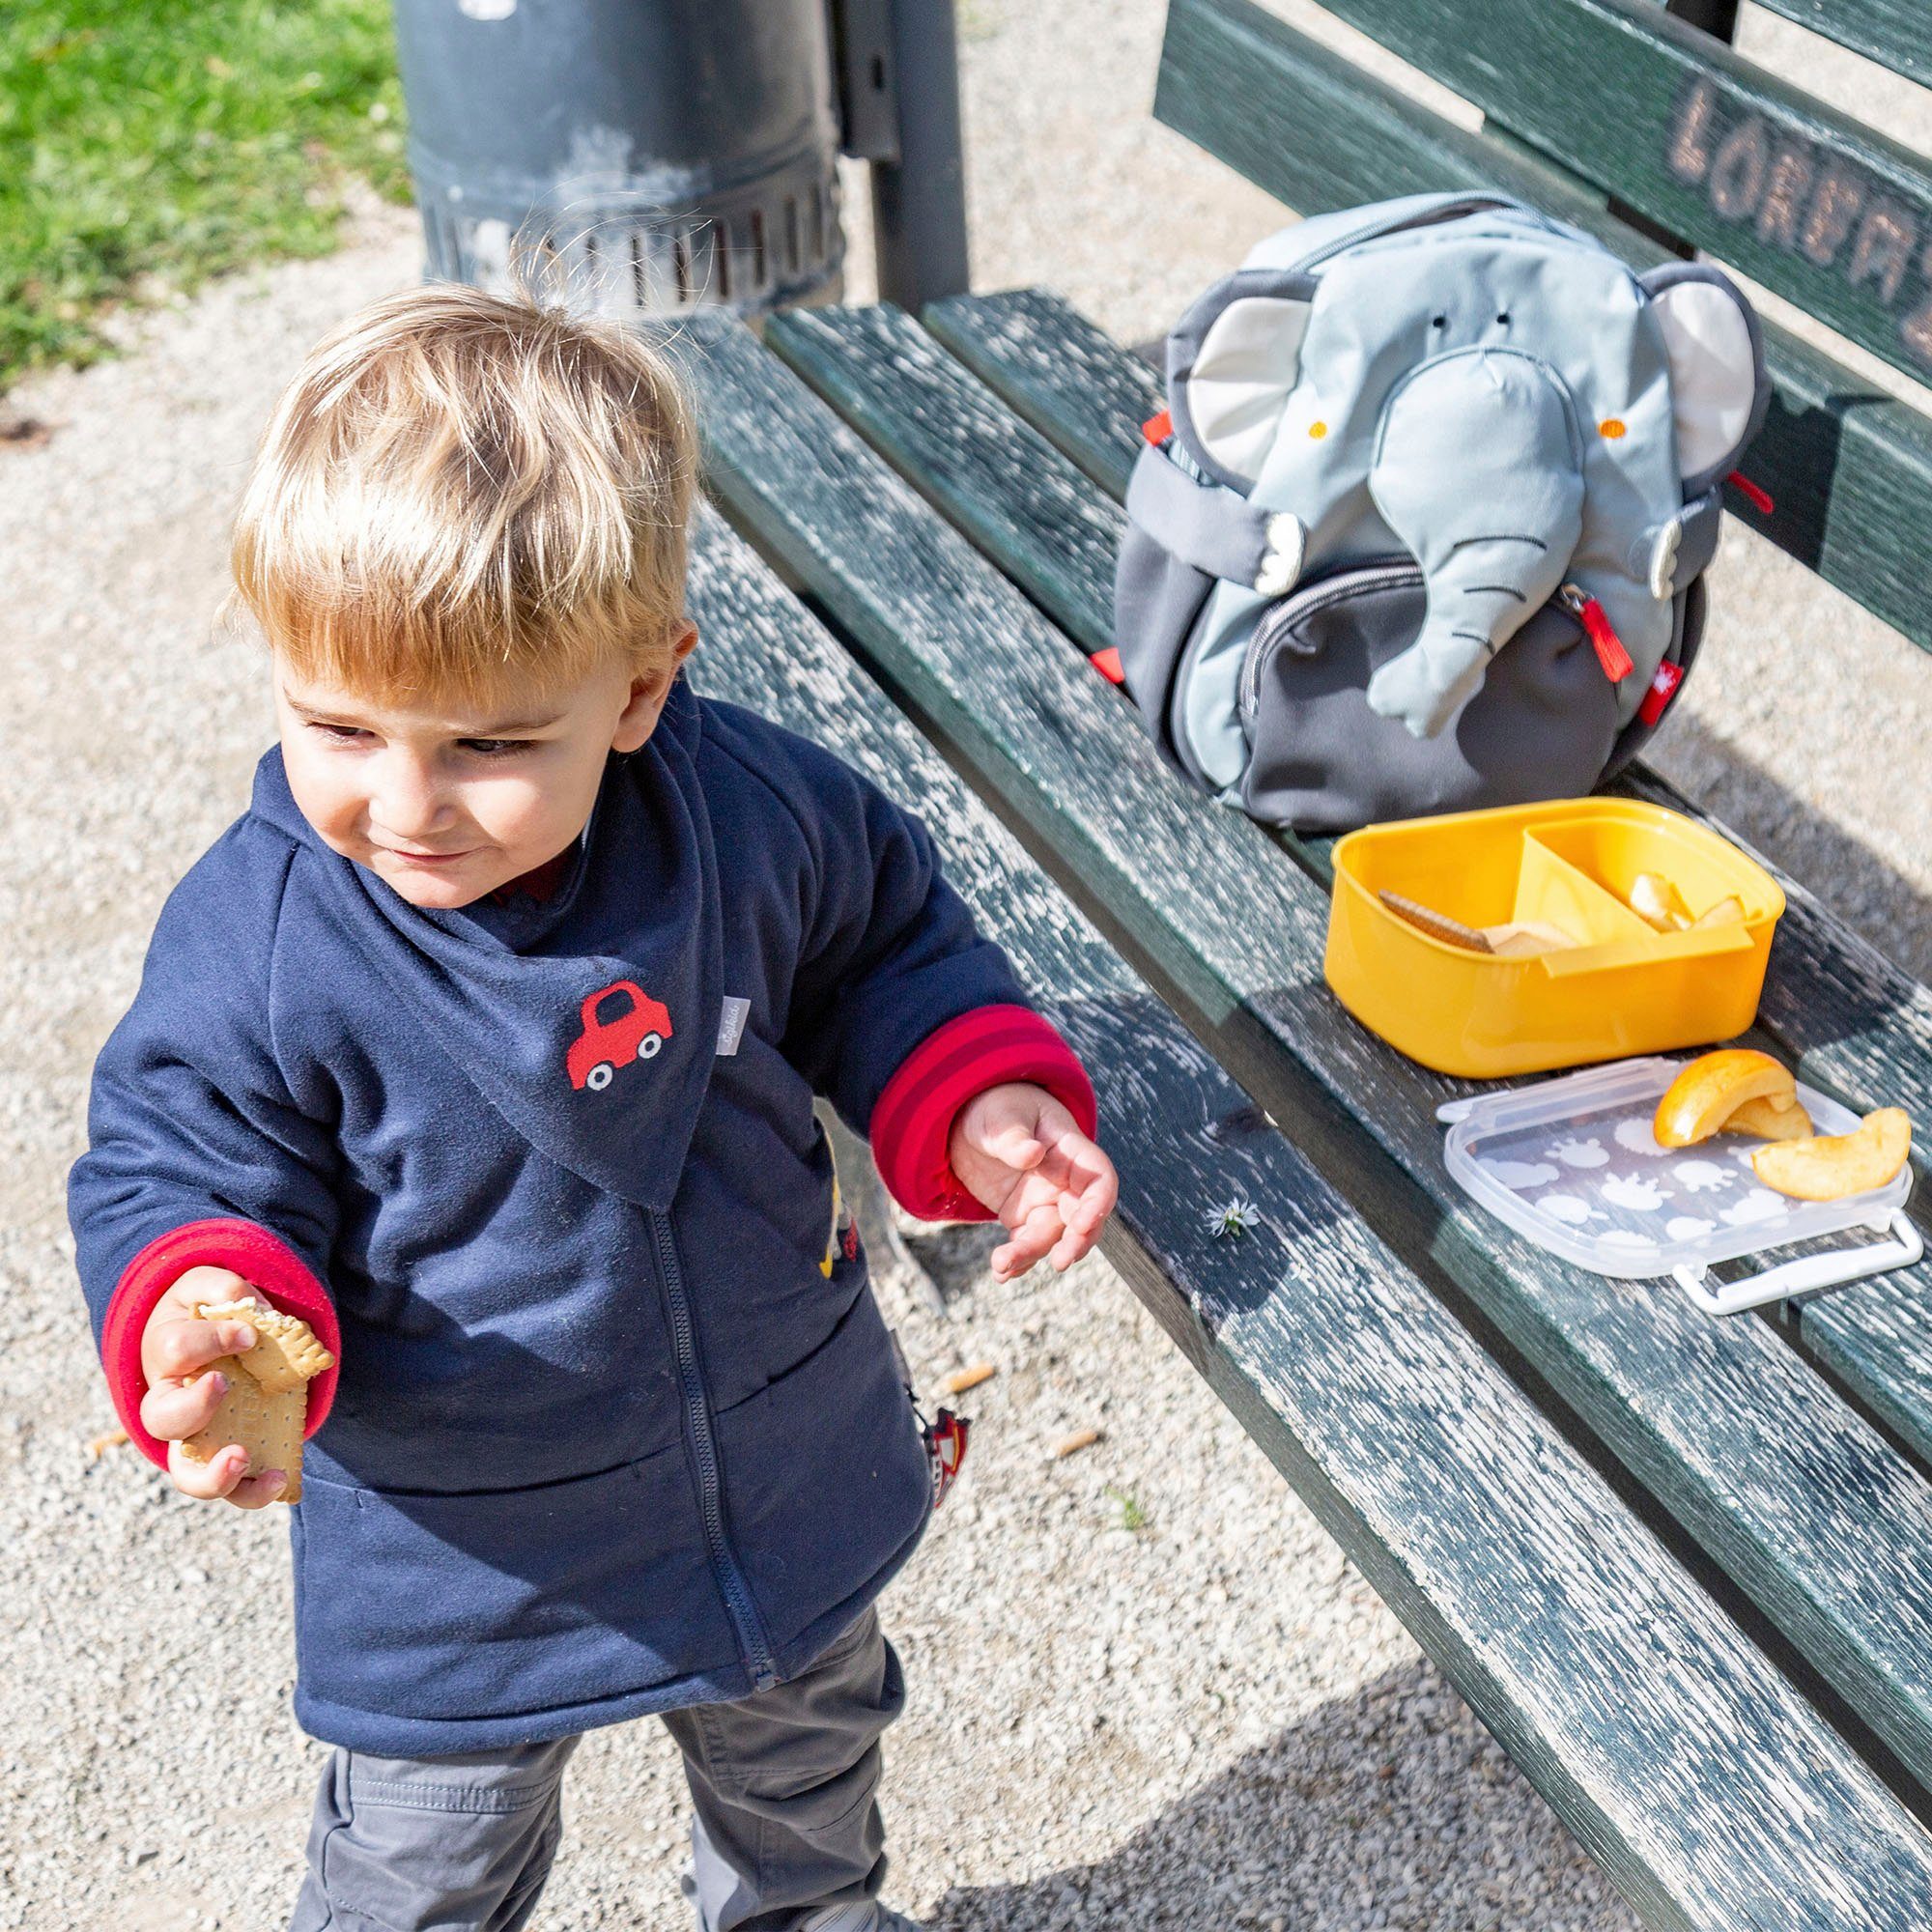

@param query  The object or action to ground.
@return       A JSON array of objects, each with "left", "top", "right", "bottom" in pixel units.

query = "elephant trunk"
[{"left": 1365, "top": 349, "right": 1583, "bottom": 738}]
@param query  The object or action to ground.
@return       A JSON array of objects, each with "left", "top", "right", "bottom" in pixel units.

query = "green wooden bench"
[{"left": 666, "top": 4, "right": 1932, "bottom": 1922}]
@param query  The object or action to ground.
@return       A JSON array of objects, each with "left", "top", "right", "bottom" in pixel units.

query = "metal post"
[
  {"left": 1665, "top": 0, "right": 1741, "bottom": 38},
  {"left": 867, "top": 0, "right": 971, "bottom": 310}
]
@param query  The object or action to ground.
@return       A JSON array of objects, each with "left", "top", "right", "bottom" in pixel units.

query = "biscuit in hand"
[{"left": 179, "top": 1296, "right": 333, "bottom": 1503}]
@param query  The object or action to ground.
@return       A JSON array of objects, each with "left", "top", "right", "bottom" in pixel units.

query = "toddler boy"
[{"left": 69, "top": 283, "right": 1117, "bottom": 1932}]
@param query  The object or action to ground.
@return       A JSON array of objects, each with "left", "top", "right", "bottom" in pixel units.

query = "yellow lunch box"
[{"left": 1323, "top": 798, "right": 1785, "bottom": 1078}]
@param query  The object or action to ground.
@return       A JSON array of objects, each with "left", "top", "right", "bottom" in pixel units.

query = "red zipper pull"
[
  {"left": 1726, "top": 469, "right": 1775, "bottom": 516},
  {"left": 1142, "top": 408, "right": 1173, "bottom": 446},
  {"left": 1559, "top": 584, "right": 1634, "bottom": 682}
]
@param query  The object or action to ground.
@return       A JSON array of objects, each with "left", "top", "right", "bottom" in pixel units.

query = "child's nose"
[{"left": 370, "top": 757, "right": 455, "bottom": 840}]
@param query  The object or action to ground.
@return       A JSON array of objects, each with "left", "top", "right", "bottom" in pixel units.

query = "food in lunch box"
[
  {"left": 1722, "top": 1093, "right": 1814, "bottom": 1141},
  {"left": 1628, "top": 871, "right": 1693, "bottom": 931},
  {"left": 1690, "top": 894, "right": 1746, "bottom": 929},
  {"left": 1750, "top": 1108, "right": 1913, "bottom": 1202},
  {"left": 1377, "top": 892, "right": 1577, "bottom": 957},
  {"left": 1652, "top": 1048, "right": 1800, "bottom": 1148}
]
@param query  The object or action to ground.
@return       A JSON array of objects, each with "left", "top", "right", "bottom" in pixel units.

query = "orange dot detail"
[
  {"left": 1308, "top": 420, "right": 1329, "bottom": 440},
  {"left": 1599, "top": 417, "right": 1628, "bottom": 439}
]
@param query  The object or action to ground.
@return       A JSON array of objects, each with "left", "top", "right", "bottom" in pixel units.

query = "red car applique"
[{"left": 567, "top": 980, "right": 673, "bottom": 1092}]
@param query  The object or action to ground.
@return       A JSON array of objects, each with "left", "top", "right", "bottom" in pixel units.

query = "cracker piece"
[
  {"left": 182, "top": 1295, "right": 333, "bottom": 1503},
  {"left": 199, "top": 1295, "right": 334, "bottom": 1395},
  {"left": 179, "top": 1360, "right": 309, "bottom": 1500}
]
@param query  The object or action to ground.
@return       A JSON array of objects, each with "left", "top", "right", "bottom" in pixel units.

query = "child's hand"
[
  {"left": 948, "top": 1081, "right": 1118, "bottom": 1284},
  {"left": 139, "top": 1265, "right": 289, "bottom": 1508}
]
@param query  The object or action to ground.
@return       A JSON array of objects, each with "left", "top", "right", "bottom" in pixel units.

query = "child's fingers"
[
  {"left": 991, "top": 1204, "right": 1061, "bottom": 1280},
  {"left": 225, "top": 1467, "right": 289, "bottom": 1511},
  {"left": 139, "top": 1368, "right": 229, "bottom": 1443},
  {"left": 983, "top": 1122, "right": 1045, "bottom": 1170},
  {"left": 143, "top": 1314, "right": 257, "bottom": 1388},
  {"left": 166, "top": 1439, "right": 252, "bottom": 1502}
]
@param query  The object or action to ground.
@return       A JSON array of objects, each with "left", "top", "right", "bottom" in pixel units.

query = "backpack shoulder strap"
[{"left": 1126, "top": 442, "right": 1305, "bottom": 596}]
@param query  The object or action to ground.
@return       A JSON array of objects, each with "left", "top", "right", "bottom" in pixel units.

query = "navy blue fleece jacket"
[{"left": 68, "top": 680, "right": 1094, "bottom": 1753}]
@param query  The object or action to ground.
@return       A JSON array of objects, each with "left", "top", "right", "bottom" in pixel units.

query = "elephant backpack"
[{"left": 1112, "top": 192, "right": 1771, "bottom": 834}]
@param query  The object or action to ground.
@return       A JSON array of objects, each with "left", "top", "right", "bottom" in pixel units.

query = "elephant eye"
[
  {"left": 1495, "top": 311, "right": 1512, "bottom": 325},
  {"left": 1430, "top": 314, "right": 1447, "bottom": 328}
]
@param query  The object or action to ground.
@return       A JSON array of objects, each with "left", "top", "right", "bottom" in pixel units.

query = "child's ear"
[{"left": 611, "top": 622, "right": 699, "bottom": 753}]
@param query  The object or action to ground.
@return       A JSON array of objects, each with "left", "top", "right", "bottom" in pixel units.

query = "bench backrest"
[{"left": 1154, "top": 0, "right": 1932, "bottom": 663}]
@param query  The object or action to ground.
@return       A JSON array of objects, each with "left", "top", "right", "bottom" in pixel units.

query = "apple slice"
[
  {"left": 1653, "top": 1048, "right": 1798, "bottom": 1149},
  {"left": 1691, "top": 895, "right": 1746, "bottom": 929},
  {"left": 1751, "top": 1108, "right": 1912, "bottom": 1202},
  {"left": 1630, "top": 872, "right": 1692, "bottom": 931},
  {"left": 1723, "top": 1094, "right": 1813, "bottom": 1141}
]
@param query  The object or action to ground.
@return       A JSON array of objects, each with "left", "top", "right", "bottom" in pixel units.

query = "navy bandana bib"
[{"left": 251, "top": 679, "right": 723, "bottom": 1210}]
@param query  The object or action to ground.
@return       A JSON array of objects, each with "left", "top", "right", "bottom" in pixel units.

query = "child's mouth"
[{"left": 384, "top": 846, "right": 474, "bottom": 865}]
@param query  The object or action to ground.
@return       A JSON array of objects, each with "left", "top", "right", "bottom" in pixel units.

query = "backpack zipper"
[
  {"left": 649, "top": 1207, "right": 780, "bottom": 1691},
  {"left": 1236, "top": 562, "right": 1616, "bottom": 720},
  {"left": 1237, "top": 559, "right": 1421, "bottom": 717}
]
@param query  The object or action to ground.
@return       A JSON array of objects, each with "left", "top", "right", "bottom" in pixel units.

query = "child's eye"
[
  {"left": 307, "top": 721, "right": 369, "bottom": 744},
  {"left": 457, "top": 737, "right": 534, "bottom": 758}
]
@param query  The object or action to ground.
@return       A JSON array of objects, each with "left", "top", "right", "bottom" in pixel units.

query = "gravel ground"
[{"left": 5, "top": 4, "right": 1928, "bottom": 1929}]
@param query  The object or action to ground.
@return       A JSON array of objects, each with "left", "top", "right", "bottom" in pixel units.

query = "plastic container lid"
[{"left": 1440, "top": 1056, "right": 1913, "bottom": 1281}]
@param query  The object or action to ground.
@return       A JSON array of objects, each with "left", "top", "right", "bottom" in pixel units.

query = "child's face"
[{"left": 273, "top": 629, "right": 696, "bottom": 909}]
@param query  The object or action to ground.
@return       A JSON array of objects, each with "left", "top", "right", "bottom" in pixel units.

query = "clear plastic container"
[{"left": 1439, "top": 1056, "right": 1919, "bottom": 1314}]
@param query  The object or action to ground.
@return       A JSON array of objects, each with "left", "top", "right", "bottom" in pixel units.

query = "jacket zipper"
[{"left": 649, "top": 1207, "right": 780, "bottom": 1690}]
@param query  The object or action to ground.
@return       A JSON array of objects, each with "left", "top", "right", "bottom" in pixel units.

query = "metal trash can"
[{"left": 393, "top": 0, "right": 845, "bottom": 317}]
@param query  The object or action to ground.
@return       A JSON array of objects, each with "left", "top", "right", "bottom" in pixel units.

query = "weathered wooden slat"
[
  {"left": 686, "top": 308, "right": 1932, "bottom": 1800},
  {"left": 683, "top": 499, "right": 1932, "bottom": 1930},
  {"left": 1242, "top": 0, "right": 1932, "bottom": 386},
  {"left": 762, "top": 305, "right": 1121, "bottom": 656},
  {"left": 1748, "top": 0, "right": 1930, "bottom": 87},
  {"left": 922, "top": 286, "right": 1932, "bottom": 1469},
  {"left": 1151, "top": 0, "right": 1932, "bottom": 661}
]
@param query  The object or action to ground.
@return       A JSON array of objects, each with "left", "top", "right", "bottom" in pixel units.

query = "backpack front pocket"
[{"left": 1236, "top": 560, "right": 1622, "bottom": 833}]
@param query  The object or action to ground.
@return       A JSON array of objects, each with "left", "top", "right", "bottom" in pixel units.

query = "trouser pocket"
[{"left": 287, "top": 1736, "right": 581, "bottom": 1932}]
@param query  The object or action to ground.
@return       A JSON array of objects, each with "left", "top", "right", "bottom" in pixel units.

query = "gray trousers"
[{"left": 287, "top": 1609, "right": 903, "bottom": 1932}]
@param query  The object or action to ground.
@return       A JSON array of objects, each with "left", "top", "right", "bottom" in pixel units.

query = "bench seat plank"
[
  {"left": 689, "top": 307, "right": 1932, "bottom": 1799},
  {"left": 1750, "top": 0, "right": 1930, "bottom": 85},
  {"left": 1152, "top": 0, "right": 1932, "bottom": 665},
  {"left": 682, "top": 497, "right": 1932, "bottom": 1932},
  {"left": 922, "top": 284, "right": 1932, "bottom": 1468}
]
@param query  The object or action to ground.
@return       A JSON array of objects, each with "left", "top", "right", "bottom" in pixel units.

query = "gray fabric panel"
[
  {"left": 1124, "top": 442, "right": 1274, "bottom": 588},
  {"left": 1605, "top": 576, "right": 1705, "bottom": 781},
  {"left": 1238, "top": 576, "right": 1619, "bottom": 834},
  {"left": 1674, "top": 487, "right": 1725, "bottom": 586},
  {"left": 1112, "top": 520, "right": 1215, "bottom": 774}
]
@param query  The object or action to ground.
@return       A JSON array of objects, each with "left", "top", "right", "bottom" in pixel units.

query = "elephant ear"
[
  {"left": 1167, "top": 268, "right": 1318, "bottom": 491},
  {"left": 1641, "top": 264, "right": 1770, "bottom": 496}
]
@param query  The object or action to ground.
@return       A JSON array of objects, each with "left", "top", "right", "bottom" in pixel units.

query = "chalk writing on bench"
[{"left": 1669, "top": 76, "right": 1932, "bottom": 371}]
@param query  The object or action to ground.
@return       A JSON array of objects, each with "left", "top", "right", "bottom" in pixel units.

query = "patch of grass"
[
  {"left": 1104, "top": 1485, "right": 1149, "bottom": 1534},
  {"left": 0, "top": 0, "right": 411, "bottom": 392}
]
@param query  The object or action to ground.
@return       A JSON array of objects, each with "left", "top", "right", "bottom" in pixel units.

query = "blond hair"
[{"left": 230, "top": 279, "right": 697, "bottom": 706}]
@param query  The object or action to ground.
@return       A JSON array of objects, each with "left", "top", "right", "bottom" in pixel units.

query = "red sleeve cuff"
[
  {"left": 870, "top": 1004, "right": 1098, "bottom": 1222},
  {"left": 99, "top": 1219, "right": 340, "bottom": 1471}
]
